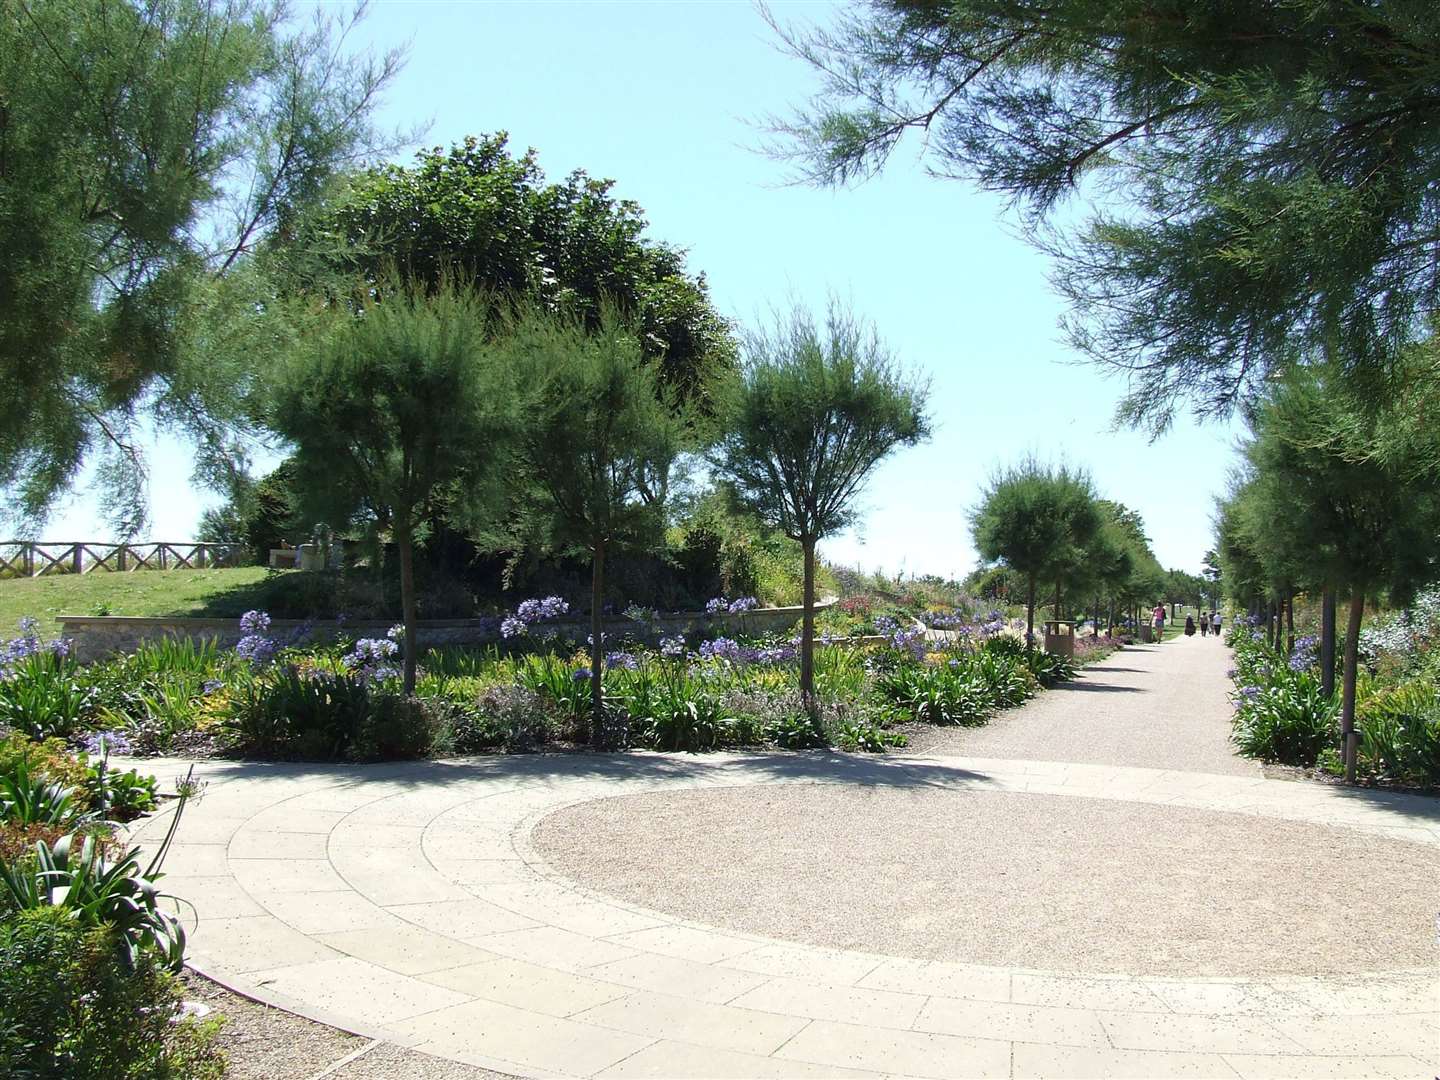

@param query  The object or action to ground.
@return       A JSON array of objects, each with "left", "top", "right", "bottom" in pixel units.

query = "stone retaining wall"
[{"left": 56, "top": 600, "right": 836, "bottom": 662}]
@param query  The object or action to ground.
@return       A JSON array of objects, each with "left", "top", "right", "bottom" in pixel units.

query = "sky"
[{"left": 41, "top": 0, "right": 1242, "bottom": 578}]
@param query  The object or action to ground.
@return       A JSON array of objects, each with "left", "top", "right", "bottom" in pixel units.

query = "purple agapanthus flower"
[
  {"left": 705, "top": 597, "right": 729, "bottom": 615},
  {"left": 727, "top": 596, "right": 758, "bottom": 614},
  {"left": 83, "top": 729, "right": 134, "bottom": 757},
  {"left": 659, "top": 636, "right": 686, "bottom": 658},
  {"left": 572, "top": 667, "right": 592, "bottom": 682},
  {"left": 605, "top": 651, "right": 640, "bottom": 671},
  {"left": 698, "top": 636, "right": 742, "bottom": 662},
  {"left": 239, "top": 610, "right": 271, "bottom": 635}
]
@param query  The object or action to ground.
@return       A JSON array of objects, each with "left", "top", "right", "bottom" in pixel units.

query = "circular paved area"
[
  {"left": 533, "top": 785, "right": 1440, "bottom": 977},
  {"left": 130, "top": 752, "right": 1440, "bottom": 1079},
  {"left": 125, "top": 640, "right": 1440, "bottom": 1078}
]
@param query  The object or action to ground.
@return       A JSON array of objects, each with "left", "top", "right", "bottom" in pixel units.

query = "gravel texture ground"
[
  {"left": 902, "top": 634, "right": 1259, "bottom": 775},
  {"left": 533, "top": 783, "right": 1440, "bottom": 977},
  {"left": 180, "top": 973, "right": 514, "bottom": 1080}
]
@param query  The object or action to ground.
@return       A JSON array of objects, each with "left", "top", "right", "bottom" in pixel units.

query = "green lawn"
[{"left": 0, "top": 567, "right": 280, "bottom": 637}]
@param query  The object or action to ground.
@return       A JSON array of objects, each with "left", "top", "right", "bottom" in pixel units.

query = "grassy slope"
[{"left": 0, "top": 567, "right": 279, "bottom": 637}]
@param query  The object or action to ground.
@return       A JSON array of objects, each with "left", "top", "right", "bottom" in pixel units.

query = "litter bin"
[{"left": 1042, "top": 620, "right": 1076, "bottom": 657}]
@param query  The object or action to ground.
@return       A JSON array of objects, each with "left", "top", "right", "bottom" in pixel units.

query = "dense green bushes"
[
  {"left": 1228, "top": 616, "right": 1439, "bottom": 785},
  {"left": 0, "top": 909, "right": 223, "bottom": 1079}
]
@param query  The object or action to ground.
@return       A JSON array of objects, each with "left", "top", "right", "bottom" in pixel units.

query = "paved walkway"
[
  {"left": 125, "top": 642, "right": 1439, "bottom": 1079},
  {"left": 907, "top": 633, "right": 1256, "bottom": 775}
]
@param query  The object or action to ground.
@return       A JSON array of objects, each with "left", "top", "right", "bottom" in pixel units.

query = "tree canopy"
[
  {"left": 269, "top": 281, "right": 515, "bottom": 691},
  {"left": 303, "top": 133, "right": 738, "bottom": 413},
  {"left": 971, "top": 460, "right": 1100, "bottom": 647},
  {"left": 768, "top": 1, "right": 1440, "bottom": 428},
  {"left": 710, "top": 302, "right": 930, "bottom": 700},
  {"left": 503, "top": 309, "right": 689, "bottom": 738},
  {"left": 0, "top": 0, "right": 404, "bottom": 530}
]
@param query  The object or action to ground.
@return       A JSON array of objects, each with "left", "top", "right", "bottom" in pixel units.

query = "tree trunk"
[
  {"left": 1320, "top": 588, "right": 1337, "bottom": 698},
  {"left": 1285, "top": 592, "right": 1295, "bottom": 656},
  {"left": 1170, "top": 601, "right": 1177, "bottom": 623},
  {"left": 1341, "top": 587, "right": 1363, "bottom": 782},
  {"left": 1053, "top": 583, "right": 1061, "bottom": 621},
  {"left": 590, "top": 539, "right": 606, "bottom": 743},
  {"left": 397, "top": 528, "right": 419, "bottom": 695},
  {"left": 1025, "top": 572, "right": 1037, "bottom": 652},
  {"left": 799, "top": 536, "right": 817, "bottom": 708}
]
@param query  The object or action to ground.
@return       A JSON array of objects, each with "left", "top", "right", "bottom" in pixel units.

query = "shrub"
[
  {"left": 444, "top": 685, "right": 557, "bottom": 753},
  {"left": 0, "top": 908, "right": 225, "bottom": 1080},
  {"left": 0, "top": 652, "right": 96, "bottom": 738},
  {"left": 1358, "top": 681, "right": 1440, "bottom": 784},
  {"left": 875, "top": 663, "right": 989, "bottom": 726},
  {"left": 84, "top": 761, "right": 159, "bottom": 822},
  {"left": 1231, "top": 669, "right": 1338, "bottom": 766},
  {"left": 0, "top": 832, "right": 189, "bottom": 971},
  {"left": 1024, "top": 649, "right": 1078, "bottom": 687},
  {"left": 347, "top": 693, "right": 439, "bottom": 763},
  {"left": 223, "top": 666, "right": 373, "bottom": 760},
  {"left": 0, "top": 734, "right": 89, "bottom": 803},
  {"left": 834, "top": 721, "right": 908, "bottom": 753},
  {"left": 0, "top": 757, "right": 80, "bottom": 826}
]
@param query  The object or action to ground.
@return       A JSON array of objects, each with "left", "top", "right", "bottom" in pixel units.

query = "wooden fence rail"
[{"left": 0, "top": 542, "right": 248, "bottom": 577}]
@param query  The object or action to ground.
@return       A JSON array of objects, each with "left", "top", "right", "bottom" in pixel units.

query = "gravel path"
[
  {"left": 533, "top": 784, "right": 1440, "bottom": 977},
  {"left": 903, "top": 633, "right": 1258, "bottom": 775}
]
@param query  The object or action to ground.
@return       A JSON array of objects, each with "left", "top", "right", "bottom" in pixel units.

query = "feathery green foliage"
[
  {"left": 504, "top": 310, "right": 689, "bottom": 737},
  {"left": 971, "top": 460, "right": 1100, "bottom": 647},
  {"left": 269, "top": 280, "right": 517, "bottom": 691},
  {"left": 709, "top": 302, "right": 930, "bottom": 700},
  {"left": 0, "top": 0, "right": 404, "bottom": 530},
  {"left": 768, "top": 1, "right": 1440, "bottom": 427}
]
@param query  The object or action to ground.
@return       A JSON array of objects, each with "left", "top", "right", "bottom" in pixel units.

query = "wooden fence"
[{"left": 0, "top": 541, "right": 247, "bottom": 577}]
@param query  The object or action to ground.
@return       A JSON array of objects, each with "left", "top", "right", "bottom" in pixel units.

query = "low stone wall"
[{"left": 56, "top": 600, "right": 836, "bottom": 663}]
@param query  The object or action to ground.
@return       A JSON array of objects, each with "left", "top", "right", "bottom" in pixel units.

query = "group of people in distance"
[{"left": 1151, "top": 604, "right": 1222, "bottom": 640}]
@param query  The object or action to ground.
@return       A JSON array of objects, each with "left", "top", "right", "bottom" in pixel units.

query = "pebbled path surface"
[{"left": 904, "top": 635, "right": 1258, "bottom": 775}]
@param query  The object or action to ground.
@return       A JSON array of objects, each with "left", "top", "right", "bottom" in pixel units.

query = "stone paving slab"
[{"left": 123, "top": 749, "right": 1440, "bottom": 1078}]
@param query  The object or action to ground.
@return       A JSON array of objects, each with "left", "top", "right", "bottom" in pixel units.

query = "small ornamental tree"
[
  {"left": 269, "top": 281, "right": 514, "bottom": 693},
  {"left": 709, "top": 303, "right": 930, "bottom": 704},
  {"left": 971, "top": 460, "right": 1101, "bottom": 650},
  {"left": 505, "top": 311, "right": 688, "bottom": 740},
  {"left": 1242, "top": 366, "right": 1440, "bottom": 781}
]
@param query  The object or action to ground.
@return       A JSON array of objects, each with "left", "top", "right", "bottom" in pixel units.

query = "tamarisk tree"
[{"left": 709, "top": 303, "right": 930, "bottom": 705}]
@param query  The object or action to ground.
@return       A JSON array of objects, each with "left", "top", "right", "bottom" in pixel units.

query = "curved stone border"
[{"left": 129, "top": 753, "right": 1440, "bottom": 1079}]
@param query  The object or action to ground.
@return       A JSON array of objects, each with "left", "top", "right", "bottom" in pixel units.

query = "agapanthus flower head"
[
  {"left": 572, "top": 667, "right": 592, "bottom": 682},
  {"left": 500, "top": 615, "right": 528, "bottom": 639},
  {"left": 83, "top": 729, "right": 133, "bottom": 758},
  {"left": 659, "top": 636, "right": 686, "bottom": 658},
  {"left": 705, "top": 597, "right": 729, "bottom": 615},
  {"left": 16, "top": 616, "right": 38, "bottom": 636},
  {"left": 874, "top": 615, "right": 898, "bottom": 634},
  {"left": 698, "top": 636, "right": 742, "bottom": 662},
  {"left": 387, "top": 623, "right": 405, "bottom": 642},
  {"left": 727, "top": 596, "right": 758, "bottom": 614},
  {"left": 605, "top": 650, "right": 640, "bottom": 671},
  {"left": 239, "top": 610, "right": 271, "bottom": 635},
  {"left": 235, "top": 633, "right": 277, "bottom": 668}
]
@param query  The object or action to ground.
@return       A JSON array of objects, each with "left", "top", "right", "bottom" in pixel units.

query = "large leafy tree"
[
  {"left": 269, "top": 282, "right": 515, "bottom": 693},
  {"left": 504, "top": 311, "right": 689, "bottom": 740},
  {"left": 304, "top": 134, "right": 737, "bottom": 414},
  {"left": 768, "top": 2, "right": 1440, "bottom": 427},
  {"left": 972, "top": 461, "right": 1101, "bottom": 649},
  {"left": 0, "top": 0, "right": 404, "bottom": 531},
  {"left": 709, "top": 303, "right": 930, "bottom": 702}
]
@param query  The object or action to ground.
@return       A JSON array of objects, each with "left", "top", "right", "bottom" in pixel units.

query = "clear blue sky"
[{"left": 45, "top": 0, "right": 1240, "bottom": 577}]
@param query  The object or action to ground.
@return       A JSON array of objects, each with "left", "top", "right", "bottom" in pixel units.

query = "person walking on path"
[
  {"left": 1200, "top": 611, "right": 1211, "bottom": 637},
  {"left": 1184, "top": 614, "right": 1196, "bottom": 637},
  {"left": 1212, "top": 611, "right": 1223, "bottom": 637},
  {"left": 1152, "top": 603, "right": 1167, "bottom": 642}
]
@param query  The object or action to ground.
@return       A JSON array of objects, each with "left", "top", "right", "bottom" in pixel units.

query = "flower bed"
[
  {"left": 1, "top": 591, "right": 1098, "bottom": 763},
  {"left": 1226, "top": 600, "right": 1440, "bottom": 787}
]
